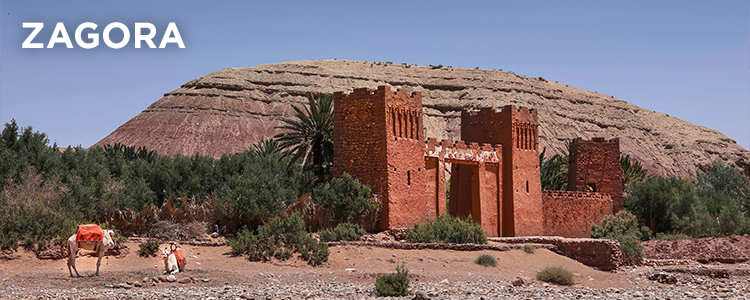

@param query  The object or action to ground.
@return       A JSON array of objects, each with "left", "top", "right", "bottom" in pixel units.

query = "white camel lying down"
[
  {"left": 67, "top": 229, "right": 115, "bottom": 277},
  {"left": 162, "top": 248, "right": 180, "bottom": 274},
  {"left": 161, "top": 245, "right": 187, "bottom": 274}
]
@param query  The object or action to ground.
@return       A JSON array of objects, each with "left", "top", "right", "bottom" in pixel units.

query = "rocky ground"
[
  {"left": 1, "top": 236, "right": 749, "bottom": 299},
  {"left": 642, "top": 235, "right": 750, "bottom": 264}
]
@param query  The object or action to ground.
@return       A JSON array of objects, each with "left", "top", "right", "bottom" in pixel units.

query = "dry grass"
[
  {"left": 537, "top": 266, "right": 575, "bottom": 285},
  {"left": 148, "top": 221, "right": 209, "bottom": 241},
  {"left": 106, "top": 195, "right": 219, "bottom": 235}
]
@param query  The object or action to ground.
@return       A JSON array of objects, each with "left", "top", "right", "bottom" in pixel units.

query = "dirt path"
[{"left": 0, "top": 242, "right": 636, "bottom": 290}]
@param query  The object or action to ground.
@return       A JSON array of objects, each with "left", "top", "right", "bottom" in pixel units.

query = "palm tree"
[
  {"left": 621, "top": 154, "right": 647, "bottom": 191},
  {"left": 540, "top": 147, "right": 568, "bottom": 191},
  {"left": 274, "top": 94, "right": 334, "bottom": 183},
  {"left": 251, "top": 138, "right": 281, "bottom": 157}
]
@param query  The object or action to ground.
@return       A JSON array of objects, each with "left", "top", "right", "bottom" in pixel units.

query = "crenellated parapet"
[
  {"left": 334, "top": 86, "right": 422, "bottom": 110},
  {"left": 425, "top": 138, "right": 502, "bottom": 164}
]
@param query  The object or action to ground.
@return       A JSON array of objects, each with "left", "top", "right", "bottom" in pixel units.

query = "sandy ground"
[{"left": 0, "top": 241, "right": 642, "bottom": 291}]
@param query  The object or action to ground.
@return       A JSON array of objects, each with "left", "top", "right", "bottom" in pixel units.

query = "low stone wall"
[
  {"left": 490, "top": 236, "right": 629, "bottom": 271},
  {"left": 325, "top": 241, "right": 555, "bottom": 252}
]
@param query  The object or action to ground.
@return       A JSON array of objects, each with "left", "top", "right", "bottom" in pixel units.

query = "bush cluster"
[
  {"left": 590, "top": 211, "right": 650, "bottom": 258},
  {"left": 138, "top": 238, "right": 160, "bottom": 257},
  {"left": 374, "top": 263, "right": 410, "bottom": 297},
  {"left": 227, "top": 212, "right": 328, "bottom": 266},
  {"left": 474, "top": 254, "right": 497, "bottom": 267},
  {"left": 0, "top": 120, "right": 311, "bottom": 248},
  {"left": 312, "top": 173, "right": 377, "bottom": 224},
  {"left": 405, "top": 214, "right": 487, "bottom": 244},
  {"left": 522, "top": 244, "right": 535, "bottom": 254},
  {"left": 625, "top": 161, "right": 750, "bottom": 238},
  {"left": 318, "top": 222, "right": 366, "bottom": 242},
  {"left": 536, "top": 266, "right": 575, "bottom": 285},
  {"left": 0, "top": 167, "right": 76, "bottom": 250}
]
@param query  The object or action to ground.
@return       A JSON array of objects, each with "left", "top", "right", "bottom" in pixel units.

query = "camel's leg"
[
  {"left": 95, "top": 252, "right": 103, "bottom": 276},
  {"left": 67, "top": 242, "right": 81, "bottom": 277}
]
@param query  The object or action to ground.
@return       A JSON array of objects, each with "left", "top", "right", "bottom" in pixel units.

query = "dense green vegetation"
[
  {"left": 625, "top": 161, "right": 750, "bottom": 238},
  {"left": 0, "top": 94, "right": 359, "bottom": 251}
]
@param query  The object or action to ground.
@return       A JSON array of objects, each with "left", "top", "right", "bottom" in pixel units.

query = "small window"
[
  {"left": 407, "top": 171, "right": 411, "bottom": 186},
  {"left": 526, "top": 181, "right": 529, "bottom": 193}
]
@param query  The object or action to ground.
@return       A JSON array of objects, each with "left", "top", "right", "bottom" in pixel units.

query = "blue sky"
[{"left": 1, "top": 1, "right": 748, "bottom": 149}]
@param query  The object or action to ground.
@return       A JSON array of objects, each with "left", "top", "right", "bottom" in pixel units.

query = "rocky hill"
[{"left": 94, "top": 60, "right": 749, "bottom": 178}]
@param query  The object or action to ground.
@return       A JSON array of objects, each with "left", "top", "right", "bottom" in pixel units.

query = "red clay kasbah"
[{"left": 333, "top": 86, "right": 622, "bottom": 238}]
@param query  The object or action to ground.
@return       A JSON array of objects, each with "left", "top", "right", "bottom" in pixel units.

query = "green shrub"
[
  {"left": 318, "top": 222, "right": 366, "bottom": 242},
  {"left": 522, "top": 244, "right": 535, "bottom": 254},
  {"left": 138, "top": 239, "right": 160, "bottom": 257},
  {"left": 227, "top": 212, "right": 329, "bottom": 266},
  {"left": 536, "top": 266, "right": 574, "bottom": 285},
  {"left": 374, "top": 263, "right": 410, "bottom": 297},
  {"left": 653, "top": 232, "right": 690, "bottom": 240},
  {"left": 227, "top": 228, "right": 260, "bottom": 258},
  {"left": 312, "top": 173, "right": 377, "bottom": 223},
  {"left": 590, "top": 211, "right": 650, "bottom": 258},
  {"left": 299, "top": 236, "right": 329, "bottom": 266},
  {"left": 405, "top": 214, "right": 487, "bottom": 244},
  {"left": 736, "top": 222, "right": 750, "bottom": 236},
  {"left": 474, "top": 254, "right": 497, "bottom": 267},
  {"left": 0, "top": 167, "right": 76, "bottom": 250}
]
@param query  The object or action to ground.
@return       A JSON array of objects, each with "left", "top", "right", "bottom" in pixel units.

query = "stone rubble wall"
[{"left": 490, "top": 236, "right": 629, "bottom": 271}]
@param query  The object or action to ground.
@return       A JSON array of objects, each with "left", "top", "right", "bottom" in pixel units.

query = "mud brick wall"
[
  {"left": 490, "top": 236, "right": 627, "bottom": 271},
  {"left": 569, "top": 137, "right": 623, "bottom": 213},
  {"left": 333, "top": 87, "right": 389, "bottom": 203},
  {"left": 542, "top": 191, "right": 613, "bottom": 238},
  {"left": 461, "top": 105, "right": 542, "bottom": 237},
  {"left": 333, "top": 86, "right": 427, "bottom": 230}
]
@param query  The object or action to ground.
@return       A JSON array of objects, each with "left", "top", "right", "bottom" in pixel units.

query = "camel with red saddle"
[{"left": 66, "top": 224, "right": 115, "bottom": 277}]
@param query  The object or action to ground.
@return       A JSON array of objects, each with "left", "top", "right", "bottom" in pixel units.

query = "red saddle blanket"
[
  {"left": 171, "top": 248, "right": 187, "bottom": 269},
  {"left": 76, "top": 224, "right": 104, "bottom": 242}
]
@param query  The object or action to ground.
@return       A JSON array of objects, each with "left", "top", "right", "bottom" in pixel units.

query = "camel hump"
[
  {"left": 76, "top": 224, "right": 104, "bottom": 242},
  {"left": 171, "top": 248, "right": 187, "bottom": 269}
]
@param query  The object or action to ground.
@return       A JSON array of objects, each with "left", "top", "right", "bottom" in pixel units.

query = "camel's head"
[
  {"left": 161, "top": 248, "right": 171, "bottom": 259},
  {"left": 103, "top": 230, "right": 115, "bottom": 249}
]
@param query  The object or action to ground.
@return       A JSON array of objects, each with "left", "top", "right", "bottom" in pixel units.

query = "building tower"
[
  {"left": 568, "top": 137, "right": 623, "bottom": 213},
  {"left": 458, "top": 105, "right": 542, "bottom": 236},
  {"left": 332, "top": 86, "right": 427, "bottom": 230}
]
